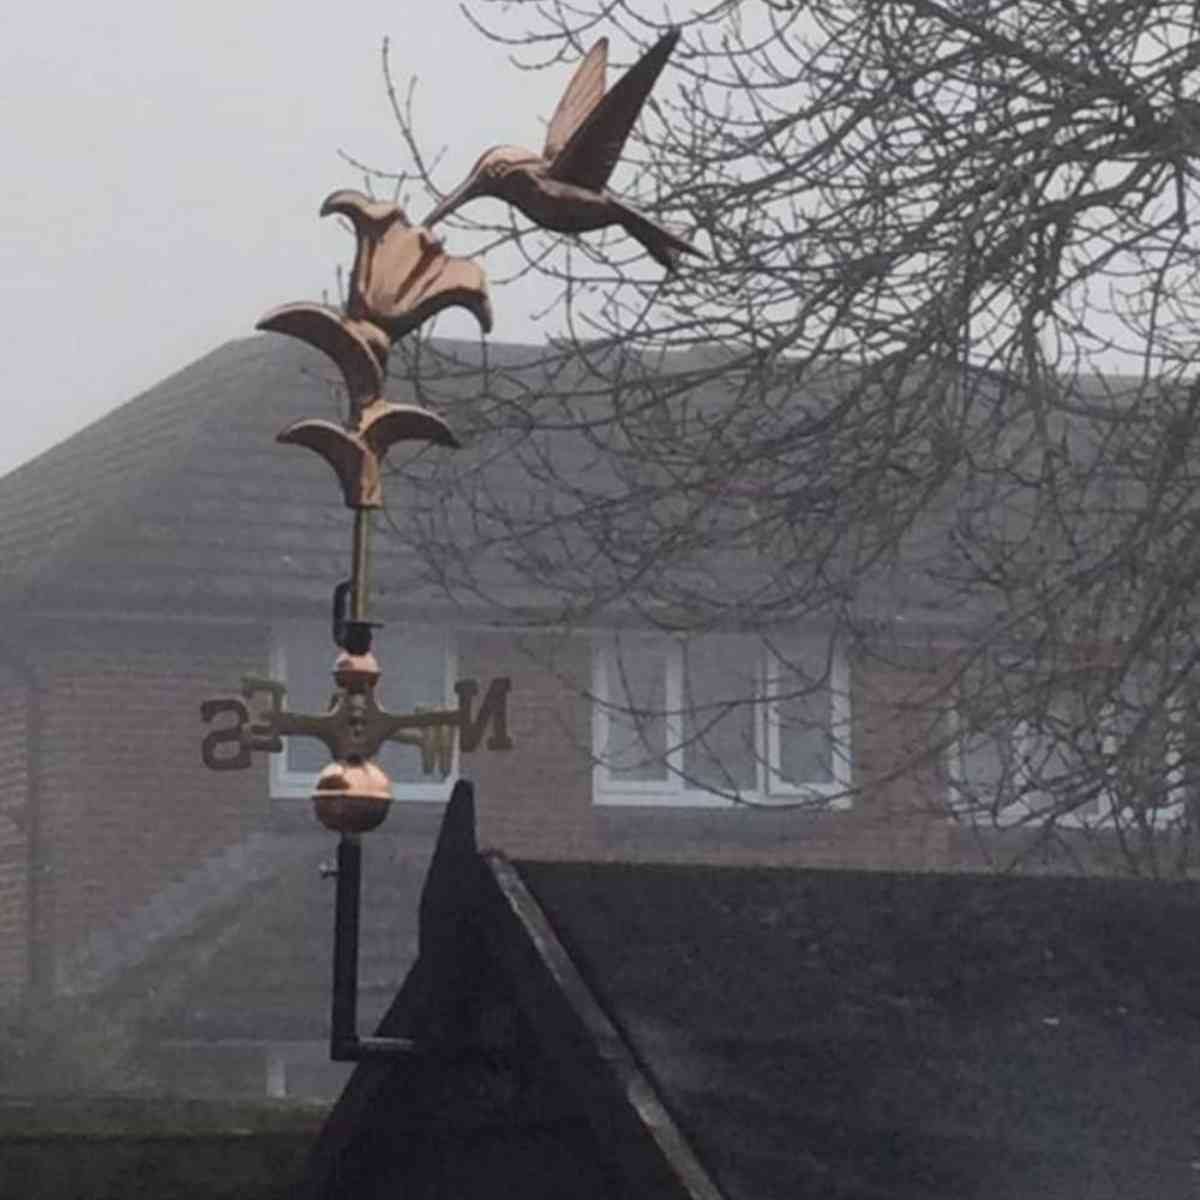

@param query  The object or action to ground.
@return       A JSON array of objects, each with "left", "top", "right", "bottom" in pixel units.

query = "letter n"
[{"left": 455, "top": 677, "right": 513, "bottom": 753}]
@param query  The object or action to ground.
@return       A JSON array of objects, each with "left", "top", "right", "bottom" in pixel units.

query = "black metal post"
[
  {"left": 329, "top": 833, "right": 420, "bottom": 1061},
  {"left": 331, "top": 834, "right": 361, "bottom": 1051}
]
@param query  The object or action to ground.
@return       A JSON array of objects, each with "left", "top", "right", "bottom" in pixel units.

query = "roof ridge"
[{"left": 483, "top": 851, "right": 724, "bottom": 1200}]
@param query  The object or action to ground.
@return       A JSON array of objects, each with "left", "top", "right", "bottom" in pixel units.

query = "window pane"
[
  {"left": 773, "top": 640, "right": 835, "bottom": 787},
  {"left": 682, "top": 637, "right": 758, "bottom": 792},
  {"left": 603, "top": 644, "right": 669, "bottom": 782},
  {"left": 960, "top": 731, "right": 1006, "bottom": 793},
  {"left": 1020, "top": 692, "right": 1104, "bottom": 821},
  {"left": 1110, "top": 671, "right": 1182, "bottom": 820},
  {"left": 282, "top": 635, "right": 337, "bottom": 775},
  {"left": 282, "top": 626, "right": 448, "bottom": 783},
  {"left": 956, "top": 676, "right": 1134, "bottom": 824},
  {"left": 376, "top": 632, "right": 450, "bottom": 783},
  {"left": 956, "top": 722, "right": 1022, "bottom": 817}
]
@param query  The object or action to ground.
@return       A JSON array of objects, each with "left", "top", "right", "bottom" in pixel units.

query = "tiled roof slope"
[
  {"left": 0, "top": 332, "right": 777, "bottom": 622},
  {"left": 0, "top": 338, "right": 270, "bottom": 601},
  {"left": 0, "top": 333, "right": 1158, "bottom": 628},
  {"left": 517, "top": 860, "right": 1200, "bottom": 1200},
  {"left": 0, "top": 335, "right": 547, "bottom": 618}
]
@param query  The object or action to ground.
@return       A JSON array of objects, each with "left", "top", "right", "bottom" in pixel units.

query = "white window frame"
[
  {"left": 268, "top": 623, "right": 457, "bottom": 803},
  {"left": 592, "top": 634, "right": 852, "bottom": 808},
  {"left": 949, "top": 689, "right": 1186, "bottom": 831}
]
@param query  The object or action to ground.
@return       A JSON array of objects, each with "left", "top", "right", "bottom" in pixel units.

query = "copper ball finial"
[{"left": 312, "top": 759, "right": 393, "bottom": 834}]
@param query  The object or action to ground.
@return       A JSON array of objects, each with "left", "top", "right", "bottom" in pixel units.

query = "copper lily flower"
[
  {"left": 257, "top": 190, "right": 488, "bottom": 508},
  {"left": 323, "top": 189, "right": 493, "bottom": 343},
  {"left": 257, "top": 190, "right": 492, "bottom": 418}
]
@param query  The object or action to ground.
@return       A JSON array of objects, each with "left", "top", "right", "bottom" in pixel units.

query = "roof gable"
[
  {"left": 301, "top": 780, "right": 718, "bottom": 1200},
  {"left": 303, "top": 791, "right": 1200, "bottom": 1199}
]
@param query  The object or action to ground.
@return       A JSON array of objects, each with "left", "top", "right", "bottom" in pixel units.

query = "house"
[
  {"left": 0, "top": 332, "right": 1166, "bottom": 1094},
  {"left": 298, "top": 780, "right": 1200, "bottom": 1198}
]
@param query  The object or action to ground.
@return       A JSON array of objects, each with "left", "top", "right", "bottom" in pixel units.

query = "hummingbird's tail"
[{"left": 616, "top": 202, "right": 706, "bottom": 273}]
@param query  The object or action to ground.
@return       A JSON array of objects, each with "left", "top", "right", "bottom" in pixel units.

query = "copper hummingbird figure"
[{"left": 423, "top": 28, "right": 704, "bottom": 272}]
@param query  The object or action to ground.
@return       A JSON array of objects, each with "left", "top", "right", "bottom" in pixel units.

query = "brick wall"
[
  {"left": 7, "top": 604, "right": 1173, "bottom": 1029},
  {"left": 456, "top": 633, "right": 955, "bottom": 869},
  {"left": 584, "top": 655, "right": 953, "bottom": 870},
  {"left": 28, "top": 618, "right": 269, "bottom": 988},
  {"left": 455, "top": 631, "right": 594, "bottom": 858},
  {"left": 8, "top": 616, "right": 1041, "bottom": 1006},
  {"left": 849, "top": 659, "right": 955, "bottom": 868}
]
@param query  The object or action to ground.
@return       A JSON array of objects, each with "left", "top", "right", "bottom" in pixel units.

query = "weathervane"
[
  {"left": 200, "top": 191, "right": 507, "bottom": 841},
  {"left": 200, "top": 27, "right": 693, "bottom": 1060}
]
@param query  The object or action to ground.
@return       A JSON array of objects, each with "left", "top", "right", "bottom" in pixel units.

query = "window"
[
  {"left": 269, "top": 624, "right": 456, "bottom": 801},
  {"left": 593, "top": 633, "right": 851, "bottom": 806},
  {"left": 950, "top": 672, "right": 1186, "bottom": 830},
  {"left": 1091, "top": 672, "right": 1187, "bottom": 831}
]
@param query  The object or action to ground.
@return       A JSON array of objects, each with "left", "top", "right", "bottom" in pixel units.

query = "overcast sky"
[{"left": 1, "top": 2, "right": 575, "bottom": 476}]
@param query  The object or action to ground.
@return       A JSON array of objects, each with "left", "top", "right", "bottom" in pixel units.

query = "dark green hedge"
[{"left": 0, "top": 1099, "right": 323, "bottom": 1200}]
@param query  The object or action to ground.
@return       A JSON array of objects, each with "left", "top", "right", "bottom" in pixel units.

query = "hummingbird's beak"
[{"left": 423, "top": 174, "right": 482, "bottom": 229}]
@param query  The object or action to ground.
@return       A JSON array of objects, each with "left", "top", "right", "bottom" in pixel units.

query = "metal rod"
[
  {"left": 350, "top": 508, "right": 372, "bottom": 622},
  {"left": 335, "top": 1036, "right": 423, "bottom": 1060},
  {"left": 331, "top": 834, "right": 362, "bottom": 1053}
]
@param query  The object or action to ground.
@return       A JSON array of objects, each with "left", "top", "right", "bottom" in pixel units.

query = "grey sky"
[{"left": 1, "top": 2, "right": 558, "bottom": 476}]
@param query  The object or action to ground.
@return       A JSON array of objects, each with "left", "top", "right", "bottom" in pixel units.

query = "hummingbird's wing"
[
  {"left": 542, "top": 38, "right": 607, "bottom": 164},
  {"left": 546, "top": 27, "right": 680, "bottom": 192}
]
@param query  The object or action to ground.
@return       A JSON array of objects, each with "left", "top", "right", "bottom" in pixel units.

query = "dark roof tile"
[{"left": 516, "top": 861, "right": 1200, "bottom": 1199}]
